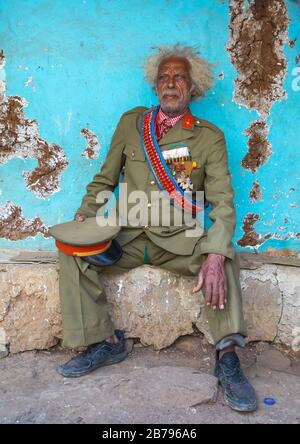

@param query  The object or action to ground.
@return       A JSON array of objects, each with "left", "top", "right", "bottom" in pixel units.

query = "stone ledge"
[
  {"left": 0, "top": 252, "right": 299, "bottom": 353},
  {"left": 1, "top": 250, "right": 300, "bottom": 268}
]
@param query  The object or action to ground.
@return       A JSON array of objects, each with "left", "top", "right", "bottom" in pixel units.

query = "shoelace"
[
  {"left": 69, "top": 342, "right": 114, "bottom": 363},
  {"left": 220, "top": 360, "right": 246, "bottom": 384}
]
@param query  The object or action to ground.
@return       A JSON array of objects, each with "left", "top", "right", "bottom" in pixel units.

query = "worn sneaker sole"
[
  {"left": 223, "top": 389, "right": 257, "bottom": 413},
  {"left": 56, "top": 349, "right": 128, "bottom": 378}
]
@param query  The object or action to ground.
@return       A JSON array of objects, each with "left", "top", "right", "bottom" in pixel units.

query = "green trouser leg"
[
  {"left": 204, "top": 255, "right": 246, "bottom": 345},
  {"left": 147, "top": 239, "right": 247, "bottom": 346},
  {"left": 58, "top": 251, "right": 115, "bottom": 348},
  {"left": 58, "top": 232, "right": 246, "bottom": 349}
]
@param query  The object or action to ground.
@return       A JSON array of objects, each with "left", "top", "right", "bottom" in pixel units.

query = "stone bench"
[{"left": 0, "top": 250, "right": 299, "bottom": 354}]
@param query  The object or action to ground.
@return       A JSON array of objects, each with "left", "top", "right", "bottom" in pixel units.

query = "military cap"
[{"left": 49, "top": 216, "right": 122, "bottom": 267}]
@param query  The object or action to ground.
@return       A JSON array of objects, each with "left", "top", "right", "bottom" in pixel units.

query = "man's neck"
[{"left": 159, "top": 106, "right": 189, "bottom": 118}]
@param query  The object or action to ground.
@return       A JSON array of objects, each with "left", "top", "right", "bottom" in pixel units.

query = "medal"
[{"left": 167, "top": 158, "right": 198, "bottom": 192}]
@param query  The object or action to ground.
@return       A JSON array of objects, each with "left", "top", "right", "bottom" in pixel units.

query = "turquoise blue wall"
[{"left": 0, "top": 0, "right": 299, "bottom": 252}]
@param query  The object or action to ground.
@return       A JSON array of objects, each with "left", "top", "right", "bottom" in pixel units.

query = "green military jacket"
[{"left": 77, "top": 106, "right": 236, "bottom": 259}]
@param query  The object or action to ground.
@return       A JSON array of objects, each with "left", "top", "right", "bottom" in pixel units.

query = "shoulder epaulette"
[
  {"left": 193, "top": 117, "right": 224, "bottom": 136},
  {"left": 122, "top": 106, "right": 148, "bottom": 117}
]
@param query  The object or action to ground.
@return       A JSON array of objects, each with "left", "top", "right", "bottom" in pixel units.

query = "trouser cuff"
[{"left": 215, "top": 333, "right": 246, "bottom": 351}]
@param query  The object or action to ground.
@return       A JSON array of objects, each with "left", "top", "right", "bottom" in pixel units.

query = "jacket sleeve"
[
  {"left": 77, "top": 116, "right": 126, "bottom": 217},
  {"left": 200, "top": 134, "right": 236, "bottom": 259}
]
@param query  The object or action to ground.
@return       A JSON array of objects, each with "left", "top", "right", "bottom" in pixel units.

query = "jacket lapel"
[{"left": 158, "top": 112, "right": 195, "bottom": 149}]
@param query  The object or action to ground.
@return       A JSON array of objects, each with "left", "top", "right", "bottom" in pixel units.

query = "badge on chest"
[{"left": 162, "top": 146, "right": 198, "bottom": 192}]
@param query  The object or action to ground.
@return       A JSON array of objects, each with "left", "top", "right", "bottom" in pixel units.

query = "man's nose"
[{"left": 167, "top": 76, "right": 176, "bottom": 88}]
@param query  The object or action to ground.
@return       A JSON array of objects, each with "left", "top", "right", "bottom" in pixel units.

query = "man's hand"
[
  {"left": 193, "top": 253, "right": 227, "bottom": 310},
  {"left": 74, "top": 213, "right": 87, "bottom": 222}
]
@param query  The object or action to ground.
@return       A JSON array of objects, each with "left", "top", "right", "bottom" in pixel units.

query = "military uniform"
[{"left": 59, "top": 106, "right": 247, "bottom": 348}]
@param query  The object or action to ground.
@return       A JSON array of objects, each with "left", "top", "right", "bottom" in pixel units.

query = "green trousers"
[{"left": 58, "top": 232, "right": 246, "bottom": 348}]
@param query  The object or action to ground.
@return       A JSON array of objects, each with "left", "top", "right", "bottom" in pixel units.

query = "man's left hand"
[{"left": 193, "top": 253, "right": 227, "bottom": 310}]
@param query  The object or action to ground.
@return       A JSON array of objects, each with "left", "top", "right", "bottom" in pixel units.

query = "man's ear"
[{"left": 190, "top": 85, "right": 197, "bottom": 97}]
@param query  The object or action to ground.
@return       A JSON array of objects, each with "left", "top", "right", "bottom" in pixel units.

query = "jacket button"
[
  {"left": 147, "top": 203, "right": 151, "bottom": 208},
  {"left": 150, "top": 180, "right": 155, "bottom": 185},
  {"left": 144, "top": 225, "right": 149, "bottom": 229}
]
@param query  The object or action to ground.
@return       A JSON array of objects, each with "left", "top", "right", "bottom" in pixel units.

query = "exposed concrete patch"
[
  {"left": 0, "top": 51, "right": 68, "bottom": 199},
  {"left": 227, "top": 0, "right": 289, "bottom": 118},
  {"left": 241, "top": 120, "right": 272, "bottom": 173},
  {"left": 237, "top": 213, "right": 272, "bottom": 247},
  {"left": 0, "top": 201, "right": 49, "bottom": 241},
  {"left": 81, "top": 128, "right": 100, "bottom": 160},
  {"left": 249, "top": 180, "right": 262, "bottom": 202}
]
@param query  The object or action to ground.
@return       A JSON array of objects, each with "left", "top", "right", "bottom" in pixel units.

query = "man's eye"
[
  {"left": 175, "top": 75, "right": 185, "bottom": 80},
  {"left": 158, "top": 75, "right": 168, "bottom": 81}
]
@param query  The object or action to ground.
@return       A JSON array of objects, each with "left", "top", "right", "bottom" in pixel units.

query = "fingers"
[
  {"left": 74, "top": 213, "right": 86, "bottom": 222},
  {"left": 204, "top": 280, "right": 213, "bottom": 307},
  {"left": 218, "top": 284, "right": 226, "bottom": 310},
  {"left": 192, "top": 270, "right": 204, "bottom": 293},
  {"left": 206, "top": 279, "right": 228, "bottom": 311},
  {"left": 210, "top": 279, "right": 219, "bottom": 310}
]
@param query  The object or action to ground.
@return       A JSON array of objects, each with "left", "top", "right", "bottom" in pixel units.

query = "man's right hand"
[{"left": 74, "top": 213, "right": 87, "bottom": 222}]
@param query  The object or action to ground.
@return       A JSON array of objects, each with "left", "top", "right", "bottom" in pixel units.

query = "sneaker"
[
  {"left": 214, "top": 351, "right": 257, "bottom": 412},
  {"left": 57, "top": 329, "right": 128, "bottom": 378}
]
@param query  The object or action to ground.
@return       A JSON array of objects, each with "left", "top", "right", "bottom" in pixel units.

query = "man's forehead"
[{"left": 158, "top": 56, "right": 191, "bottom": 72}]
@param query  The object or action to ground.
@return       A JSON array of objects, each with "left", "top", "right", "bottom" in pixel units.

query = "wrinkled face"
[{"left": 156, "top": 56, "right": 194, "bottom": 116}]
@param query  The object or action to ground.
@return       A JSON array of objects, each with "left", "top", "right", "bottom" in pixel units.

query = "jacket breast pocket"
[
  {"left": 123, "top": 145, "right": 146, "bottom": 163},
  {"left": 122, "top": 145, "right": 149, "bottom": 189}
]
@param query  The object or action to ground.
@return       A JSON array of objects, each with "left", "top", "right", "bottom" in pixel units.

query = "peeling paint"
[
  {"left": 241, "top": 120, "right": 272, "bottom": 173},
  {"left": 227, "top": 0, "right": 289, "bottom": 118},
  {"left": 0, "top": 3, "right": 298, "bottom": 252},
  {"left": 237, "top": 213, "right": 272, "bottom": 247},
  {"left": 24, "top": 76, "right": 33, "bottom": 87},
  {"left": 80, "top": 128, "right": 100, "bottom": 160},
  {"left": 0, "top": 51, "right": 68, "bottom": 199},
  {"left": 266, "top": 248, "right": 297, "bottom": 257},
  {"left": 249, "top": 180, "right": 262, "bottom": 202},
  {"left": 228, "top": 1, "right": 291, "bottom": 244},
  {"left": 0, "top": 201, "right": 49, "bottom": 240},
  {"left": 0, "top": 50, "right": 5, "bottom": 97}
]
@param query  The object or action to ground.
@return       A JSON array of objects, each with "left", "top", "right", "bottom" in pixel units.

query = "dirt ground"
[{"left": 0, "top": 338, "right": 300, "bottom": 424}]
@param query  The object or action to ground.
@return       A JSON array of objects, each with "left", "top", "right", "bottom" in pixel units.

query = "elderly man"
[{"left": 57, "top": 45, "right": 256, "bottom": 412}]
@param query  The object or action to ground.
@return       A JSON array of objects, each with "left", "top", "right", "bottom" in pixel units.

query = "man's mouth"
[{"left": 163, "top": 94, "right": 179, "bottom": 99}]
